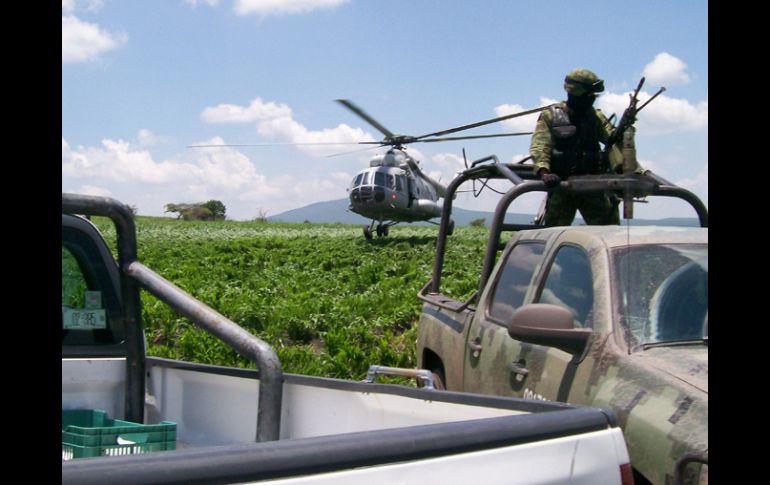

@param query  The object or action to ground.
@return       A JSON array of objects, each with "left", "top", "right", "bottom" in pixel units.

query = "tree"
[
  {"left": 470, "top": 218, "right": 486, "bottom": 228},
  {"left": 253, "top": 208, "right": 269, "bottom": 223},
  {"left": 165, "top": 201, "right": 226, "bottom": 221},
  {"left": 202, "top": 200, "right": 226, "bottom": 220}
]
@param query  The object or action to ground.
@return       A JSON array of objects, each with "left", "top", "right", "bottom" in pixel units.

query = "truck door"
[
  {"left": 461, "top": 241, "right": 546, "bottom": 397},
  {"left": 521, "top": 244, "right": 596, "bottom": 402},
  {"left": 464, "top": 242, "right": 596, "bottom": 403}
]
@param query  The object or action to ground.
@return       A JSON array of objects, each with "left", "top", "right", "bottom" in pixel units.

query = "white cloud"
[
  {"left": 597, "top": 91, "right": 707, "bottom": 135},
  {"left": 234, "top": 0, "right": 349, "bottom": 16},
  {"left": 636, "top": 158, "right": 663, "bottom": 175},
  {"left": 676, "top": 163, "right": 708, "bottom": 204},
  {"left": 137, "top": 129, "right": 173, "bottom": 147},
  {"left": 87, "top": 0, "right": 105, "bottom": 12},
  {"left": 431, "top": 152, "right": 465, "bottom": 170},
  {"left": 429, "top": 152, "right": 465, "bottom": 182},
  {"left": 62, "top": 136, "right": 356, "bottom": 220},
  {"left": 72, "top": 184, "right": 113, "bottom": 197},
  {"left": 201, "top": 97, "right": 375, "bottom": 157},
  {"left": 62, "top": 1, "right": 106, "bottom": 13},
  {"left": 184, "top": 0, "right": 221, "bottom": 6},
  {"left": 62, "top": 14, "right": 127, "bottom": 63},
  {"left": 643, "top": 52, "right": 691, "bottom": 86},
  {"left": 201, "top": 97, "right": 293, "bottom": 123},
  {"left": 63, "top": 137, "right": 180, "bottom": 183},
  {"left": 494, "top": 97, "right": 559, "bottom": 132},
  {"left": 330, "top": 171, "right": 352, "bottom": 184}
]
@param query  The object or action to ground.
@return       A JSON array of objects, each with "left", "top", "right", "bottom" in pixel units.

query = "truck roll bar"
[
  {"left": 428, "top": 158, "right": 709, "bottom": 300},
  {"left": 62, "top": 193, "right": 283, "bottom": 442}
]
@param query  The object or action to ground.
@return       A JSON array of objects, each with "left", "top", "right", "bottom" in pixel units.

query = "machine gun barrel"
[
  {"left": 637, "top": 86, "right": 666, "bottom": 112},
  {"left": 606, "top": 77, "right": 645, "bottom": 149}
]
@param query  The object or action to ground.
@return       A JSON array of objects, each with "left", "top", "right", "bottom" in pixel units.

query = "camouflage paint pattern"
[{"left": 417, "top": 226, "right": 708, "bottom": 485}]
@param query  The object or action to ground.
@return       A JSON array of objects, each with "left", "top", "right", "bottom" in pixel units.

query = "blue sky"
[{"left": 62, "top": 0, "right": 708, "bottom": 221}]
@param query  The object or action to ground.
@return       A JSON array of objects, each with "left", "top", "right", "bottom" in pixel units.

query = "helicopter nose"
[{"left": 350, "top": 186, "right": 386, "bottom": 204}]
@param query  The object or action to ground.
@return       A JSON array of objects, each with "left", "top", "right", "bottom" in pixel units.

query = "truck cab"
[{"left": 416, "top": 158, "right": 708, "bottom": 485}]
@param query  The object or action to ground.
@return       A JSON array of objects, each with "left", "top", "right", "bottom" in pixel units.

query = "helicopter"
[
  {"left": 189, "top": 99, "right": 548, "bottom": 239},
  {"left": 334, "top": 99, "right": 545, "bottom": 239}
]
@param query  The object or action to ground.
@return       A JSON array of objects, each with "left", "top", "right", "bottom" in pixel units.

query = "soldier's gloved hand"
[{"left": 541, "top": 173, "right": 561, "bottom": 188}]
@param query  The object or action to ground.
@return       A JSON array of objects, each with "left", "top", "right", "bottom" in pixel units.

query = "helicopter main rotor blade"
[
  {"left": 335, "top": 99, "right": 395, "bottom": 139},
  {"left": 418, "top": 132, "right": 533, "bottom": 142},
  {"left": 188, "top": 142, "right": 374, "bottom": 148},
  {"left": 415, "top": 104, "right": 553, "bottom": 141},
  {"left": 325, "top": 144, "right": 386, "bottom": 158}
]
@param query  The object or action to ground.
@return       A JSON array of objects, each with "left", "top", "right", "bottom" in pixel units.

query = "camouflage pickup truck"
[{"left": 415, "top": 157, "right": 708, "bottom": 485}]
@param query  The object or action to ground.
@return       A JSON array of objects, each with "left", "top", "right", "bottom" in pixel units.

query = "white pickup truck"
[{"left": 62, "top": 193, "right": 634, "bottom": 485}]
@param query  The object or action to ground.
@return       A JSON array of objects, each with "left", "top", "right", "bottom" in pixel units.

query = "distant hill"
[
  {"left": 268, "top": 199, "right": 537, "bottom": 226},
  {"left": 268, "top": 198, "right": 700, "bottom": 227}
]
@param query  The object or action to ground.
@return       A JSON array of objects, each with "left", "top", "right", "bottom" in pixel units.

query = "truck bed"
[{"left": 63, "top": 356, "right": 626, "bottom": 485}]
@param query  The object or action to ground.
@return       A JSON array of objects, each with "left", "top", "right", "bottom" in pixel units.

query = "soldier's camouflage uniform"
[{"left": 530, "top": 101, "right": 620, "bottom": 226}]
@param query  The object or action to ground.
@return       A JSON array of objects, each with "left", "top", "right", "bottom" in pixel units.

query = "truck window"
[
  {"left": 61, "top": 242, "right": 121, "bottom": 348},
  {"left": 489, "top": 242, "right": 546, "bottom": 322},
  {"left": 612, "top": 244, "right": 707, "bottom": 348},
  {"left": 62, "top": 246, "right": 88, "bottom": 309},
  {"left": 537, "top": 246, "right": 594, "bottom": 328}
]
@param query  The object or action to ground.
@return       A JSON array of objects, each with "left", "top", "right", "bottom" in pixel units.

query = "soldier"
[{"left": 530, "top": 68, "right": 620, "bottom": 226}]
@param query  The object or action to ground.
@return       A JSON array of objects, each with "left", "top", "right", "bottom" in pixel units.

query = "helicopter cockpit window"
[
  {"left": 374, "top": 171, "right": 386, "bottom": 187},
  {"left": 387, "top": 174, "right": 396, "bottom": 190},
  {"left": 395, "top": 175, "right": 404, "bottom": 192},
  {"left": 361, "top": 172, "right": 370, "bottom": 186},
  {"left": 353, "top": 173, "right": 363, "bottom": 187}
]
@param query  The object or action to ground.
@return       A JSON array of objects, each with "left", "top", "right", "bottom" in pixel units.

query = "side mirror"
[{"left": 507, "top": 304, "right": 592, "bottom": 355}]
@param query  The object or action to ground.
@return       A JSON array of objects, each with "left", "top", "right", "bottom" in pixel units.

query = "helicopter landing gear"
[{"left": 365, "top": 221, "right": 394, "bottom": 239}]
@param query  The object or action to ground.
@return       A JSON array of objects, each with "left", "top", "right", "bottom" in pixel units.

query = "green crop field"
[{"left": 91, "top": 216, "right": 493, "bottom": 381}]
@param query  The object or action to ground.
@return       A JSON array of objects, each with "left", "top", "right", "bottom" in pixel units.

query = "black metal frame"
[
  {"left": 423, "top": 158, "right": 709, "bottom": 307},
  {"left": 61, "top": 193, "right": 283, "bottom": 442}
]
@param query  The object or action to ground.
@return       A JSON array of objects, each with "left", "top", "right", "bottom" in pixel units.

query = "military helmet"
[{"left": 564, "top": 68, "right": 605, "bottom": 96}]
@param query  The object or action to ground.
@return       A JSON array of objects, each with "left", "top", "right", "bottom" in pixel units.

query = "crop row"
[{"left": 92, "top": 217, "right": 489, "bottom": 380}]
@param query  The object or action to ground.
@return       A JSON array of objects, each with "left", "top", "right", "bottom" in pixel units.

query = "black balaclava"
[{"left": 566, "top": 93, "right": 596, "bottom": 115}]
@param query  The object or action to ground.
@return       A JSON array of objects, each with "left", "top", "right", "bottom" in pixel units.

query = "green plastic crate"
[{"left": 62, "top": 409, "right": 176, "bottom": 460}]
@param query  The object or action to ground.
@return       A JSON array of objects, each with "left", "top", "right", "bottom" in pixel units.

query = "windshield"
[{"left": 612, "top": 244, "right": 707, "bottom": 350}]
